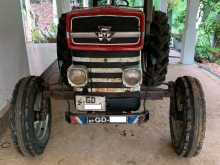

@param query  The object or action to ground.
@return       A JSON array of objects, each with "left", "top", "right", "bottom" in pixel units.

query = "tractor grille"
[
  {"left": 72, "top": 51, "right": 141, "bottom": 93},
  {"left": 71, "top": 16, "right": 141, "bottom": 45}
]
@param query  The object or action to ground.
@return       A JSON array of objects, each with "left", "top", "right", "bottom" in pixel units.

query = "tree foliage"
[
  {"left": 167, "top": 0, "right": 220, "bottom": 64},
  {"left": 168, "top": 0, "right": 187, "bottom": 37},
  {"left": 196, "top": 0, "right": 220, "bottom": 62}
]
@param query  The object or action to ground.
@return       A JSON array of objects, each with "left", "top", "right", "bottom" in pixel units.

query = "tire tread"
[
  {"left": 10, "top": 76, "right": 51, "bottom": 157},
  {"left": 170, "top": 76, "right": 206, "bottom": 157},
  {"left": 142, "top": 11, "right": 170, "bottom": 86}
]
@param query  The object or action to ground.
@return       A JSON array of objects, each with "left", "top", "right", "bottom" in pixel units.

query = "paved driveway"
[{"left": 0, "top": 64, "right": 220, "bottom": 165}]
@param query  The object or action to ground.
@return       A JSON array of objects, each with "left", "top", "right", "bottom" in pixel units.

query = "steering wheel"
[{"left": 116, "top": 0, "right": 129, "bottom": 7}]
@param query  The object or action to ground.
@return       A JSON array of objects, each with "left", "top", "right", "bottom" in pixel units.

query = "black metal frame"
[
  {"left": 65, "top": 110, "right": 150, "bottom": 124},
  {"left": 41, "top": 60, "right": 174, "bottom": 124},
  {"left": 43, "top": 80, "right": 174, "bottom": 125},
  {"left": 45, "top": 82, "right": 173, "bottom": 100}
]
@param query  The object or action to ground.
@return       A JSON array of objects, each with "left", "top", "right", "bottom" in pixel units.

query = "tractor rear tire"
[
  {"left": 170, "top": 76, "right": 206, "bottom": 157},
  {"left": 9, "top": 76, "right": 51, "bottom": 157},
  {"left": 57, "top": 14, "right": 72, "bottom": 84},
  {"left": 142, "top": 11, "right": 170, "bottom": 86}
]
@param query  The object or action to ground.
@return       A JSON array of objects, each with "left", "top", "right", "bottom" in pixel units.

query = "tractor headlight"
[
  {"left": 123, "top": 68, "right": 142, "bottom": 87},
  {"left": 67, "top": 65, "right": 88, "bottom": 87}
]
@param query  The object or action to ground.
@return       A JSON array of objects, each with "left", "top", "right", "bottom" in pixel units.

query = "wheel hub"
[{"left": 33, "top": 93, "right": 50, "bottom": 141}]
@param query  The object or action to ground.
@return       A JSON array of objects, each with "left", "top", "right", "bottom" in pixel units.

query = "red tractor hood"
[{"left": 66, "top": 7, "right": 145, "bottom": 52}]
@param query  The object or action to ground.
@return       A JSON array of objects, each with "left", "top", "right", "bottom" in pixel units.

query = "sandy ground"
[{"left": 0, "top": 64, "right": 220, "bottom": 165}]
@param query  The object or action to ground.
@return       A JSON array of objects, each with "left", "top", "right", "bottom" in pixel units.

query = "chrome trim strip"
[
  {"left": 73, "top": 56, "right": 140, "bottom": 63},
  {"left": 75, "top": 87, "right": 140, "bottom": 93},
  {"left": 88, "top": 87, "right": 140, "bottom": 93},
  {"left": 74, "top": 88, "right": 83, "bottom": 92},
  {"left": 71, "top": 32, "right": 141, "bottom": 38},
  {"left": 113, "top": 32, "right": 140, "bottom": 38},
  {"left": 71, "top": 32, "right": 97, "bottom": 38},
  {"left": 91, "top": 78, "right": 122, "bottom": 83},
  {"left": 89, "top": 68, "right": 122, "bottom": 73}
]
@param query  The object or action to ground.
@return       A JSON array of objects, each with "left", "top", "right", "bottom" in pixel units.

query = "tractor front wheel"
[
  {"left": 10, "top": 76, "right": 51, "bottom": 157},
  {"left": 170, "top": 76, "right": 206, "bottom": 157}
]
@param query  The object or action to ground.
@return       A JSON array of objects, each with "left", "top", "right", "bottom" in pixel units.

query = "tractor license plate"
[
  {"left": 88, "top": 116, "right": 127, "bottom": 124},
  {"left": 75, "top": 96, "right": 106, "bottom": 111}
]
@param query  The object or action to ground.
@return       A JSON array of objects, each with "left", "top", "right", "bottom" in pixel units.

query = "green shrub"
[
  {"left": 169, "top": 0, "right": 187, "bottom": 36},
  {"left": 32, "top": 28, "right": 46, "bottom": 43},
  {"left": 32, "top": 24, "right": 58, "bottom": 43},
  {"left": 42, "top": 24, "right": 58, "bottom": 43},
  {"left": 196, "top": 1, "right": 220, "bottom": 63}
]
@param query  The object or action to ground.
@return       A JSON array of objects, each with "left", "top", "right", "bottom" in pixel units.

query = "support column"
[
  {"left": 56, "top": 0, "right": 72, "bottom": 18},
  {"left": 24, "top": 0, "right": 32, "bottom": 42},
  {"left": 181, "top": 0, "right": 200, "bottom": 64},
  {"left": 107, "top": 0, "right": 111, "bottom": 5},
  {"left": 83, "top": 0, "right": 89, "bottom": 7},
  {"left": 53, "top": 0, "right": 58, "bottom": 25},
  {"left": 160, "top": 0, "right": 168, "bottom": 13},
  {"left": 0, "top": 0, "right": 30, "bottom": 109}
]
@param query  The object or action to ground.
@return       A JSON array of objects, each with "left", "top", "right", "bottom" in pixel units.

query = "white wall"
[
  {"left": 26, "top": 43, "right": 57, "bottom": 76},
  {"left": 0, "top": 0, "right": 30, "bottom": 110}
]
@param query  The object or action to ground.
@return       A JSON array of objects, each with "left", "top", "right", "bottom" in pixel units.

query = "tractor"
[{"left": 10, "top": 0, "right": 206, "bottom": 158}]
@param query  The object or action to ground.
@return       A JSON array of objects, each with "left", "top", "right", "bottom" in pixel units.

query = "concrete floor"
[{"left": 0, "top": 64, "right": 220, "bottom": 165}]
